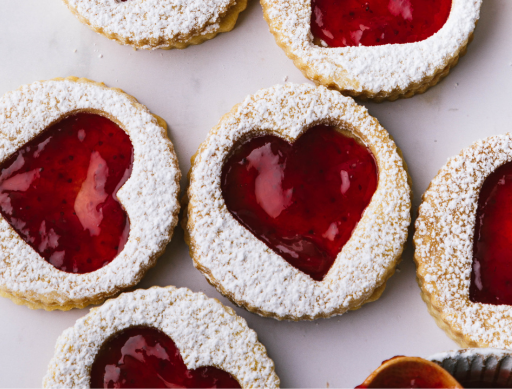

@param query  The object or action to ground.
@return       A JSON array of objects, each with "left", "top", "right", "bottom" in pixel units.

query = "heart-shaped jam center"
[
  {"left": 0, "top": 113, "right": 133, "bottom": 274},
  {"left": 311, "top": 0, "right": 452, "bottom": 48},
  {"left": 470, "top": 161, "right": 512, "bottom": 305},
  {"left": 221, "top": 125, "right": 378, "bottom": 281},
  {"left": 90, "top": 326, "right": 241, "bottom": 388}
]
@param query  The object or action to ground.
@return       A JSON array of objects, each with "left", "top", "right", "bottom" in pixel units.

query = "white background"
[{"left": 0, "top": 1, "right": 511, "bottom": 387}]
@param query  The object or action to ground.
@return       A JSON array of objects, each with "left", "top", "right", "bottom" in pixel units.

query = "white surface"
[{"left": 0, "top": 1, "right": 510, "bottom": 387}]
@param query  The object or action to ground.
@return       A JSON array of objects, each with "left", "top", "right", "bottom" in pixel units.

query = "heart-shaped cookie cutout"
[
  {"left": 90, "top": 326, "right": 241, "bottom": 388},
  {"left": 311, "top": 0, "right": 452, "bottom": 47},
  {"left": 221, "top": 125, "right": 378, "bottom": 281},
  {"left": 470, "top": 161, "right": 512, "bottom": 305},
  {"left": 0, "top": 112, "right": 132, "bottom": 274}
]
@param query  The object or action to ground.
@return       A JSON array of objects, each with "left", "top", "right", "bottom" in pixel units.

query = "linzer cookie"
[
  {"left": 43, "top": 286, "right": 279, "bottom": 388},
  {"left": 0, "top": 77, "right": 180, "bottom": 311},
  {"left": 260, "top": 0, "right": 481, "bottom": 101},
  {"left": 415, "top": 133, "right": 512, "bottom": 348},
  {"left": 184, "top": 83, "right": 411, "bottom": 320},
  {"left": 62, "top": 0, "right": 247, "bottom": 50}
]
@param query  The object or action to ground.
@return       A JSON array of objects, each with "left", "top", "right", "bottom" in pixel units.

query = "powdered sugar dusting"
[
  {"left": 415, "top": 134, "right": 512, "bottom": 348},
  {"left": 261, "top": 0, "right": 481, "bottom": 96},
  {"left": 0, "top": 78, "right": 181, "bottom": 308},
  {"left": 186, "top": 83, "right": 411, "bottom": 320},
  {"left": 64, "top": 0, "right": 236, "bottom": 49},
  {"left": 43, "top": 286, "right": 280, "bottom": 388}
]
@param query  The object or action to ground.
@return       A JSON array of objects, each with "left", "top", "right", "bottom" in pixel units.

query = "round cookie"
[
  {"left": 43, "top": 286, "right": 280, "bottom": 388},
  {"left": 415, "top": 133, "right": 512, "bottom": 348},
  {"left": 260, "top": 0, "right": 481, "bottom": 101},
  {"left": 0, "top": 77, "right": 181, "bottom": 311},
  {"left": 62, "top": 0, "right": 247, "bottom": 50},
  {"left": 184, "top": 83, "right": 411, "bottom": 320}
]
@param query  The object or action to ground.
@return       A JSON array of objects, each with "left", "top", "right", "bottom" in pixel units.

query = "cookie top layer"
[
  {"left": 415, "top": 134, "right": 512, "bottom": 348},
  {"left": 0, "top": 77, "right": 180, "bottom": 310},
  {"left": 63, "top": 0, "right": 238, "bottom": 49},
  {"left": 43, "top": 286, "right": 280, "bottom": 388},
  {"left": 260, "top": 0, "right": 481, "bottom": 99},
  {"left": 186, "top": 83, "right": 411, "bottom": 320}
]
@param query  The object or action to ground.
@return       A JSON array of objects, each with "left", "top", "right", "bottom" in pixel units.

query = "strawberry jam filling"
[
  {"left": 470, "top": 161, "right": 512, "bottom": 305},
  {"left": 221, "top": 125, "right": 378, "bottom": 281},
  {"left": 90, "top": 326, "right": 241, "bottom": 389},
  {"left": 0, "top": 113, "right": 132, "bottom": 274},
  {"left": 311, "top": 0, "right": 452, "bottom": 48}
]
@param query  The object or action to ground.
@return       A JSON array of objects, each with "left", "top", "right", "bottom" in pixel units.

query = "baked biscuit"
[
  {"left": 62, "top": 0, "right": 247, "bottom": 50},
  {"left": 0, "top": 77, "right": 181, "bottom": 311},
  {"left": 415, "top": 133, "right": 512, "bottom": 348},
  {"left": 184, "top": 83, "right": 411, "bottom": 320},
  {"left": 43, "top": 286, "right": 279, "bottom": 388},
  {"left": 260, "top": 0, "right": 481, "bottom": 101}
]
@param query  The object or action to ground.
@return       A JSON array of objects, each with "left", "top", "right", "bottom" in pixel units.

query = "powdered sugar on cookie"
[
  {"left": 0, "top": 77, "right": 181, "bottom": 310},
  {"left": 186, "top": 83, "right": 411, "bottom": 320},
  {"left": 261, "top": 0, "right": 481, "bottom": 99},
  {"left": 415, "top": 134, "right": 512, "bottom": 347},
  {"left": 63, "top": 0, "right": 243, "bottom": 49},
  {"left": 43, "top": 286, "right": 280, "bottom": 388}
]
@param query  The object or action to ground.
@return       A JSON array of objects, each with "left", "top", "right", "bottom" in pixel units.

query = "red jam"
[
  {"left": 90, "top": 326, "right": 241, "bottom": 389},
  {"left": 470, "top": 161, "right": 512, "bottom": 305},
  {"left": 0, "top": 113, "right": 132, "bottom": 274},
  {"left": 221, "top": 125, "right": 378, "bottom": 281},
  {"left": 311, "top": 0, "right": 452, "bottom": 48}
]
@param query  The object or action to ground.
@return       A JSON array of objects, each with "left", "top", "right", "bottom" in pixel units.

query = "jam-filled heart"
[
  {"left": 311, "top": 0, "right": 452, "bottom": 48},
  {"left": 0, "top": 113, "right": 133, "bottom": 274},
  {"left": 221, "top": 125, "right": 378, "bottom": 281},
  {"left": 470, "top": 161, "right": 512, "bottom": 305},
  {"left": 90, "top": 326, "right": 241, "bottom": 388}
]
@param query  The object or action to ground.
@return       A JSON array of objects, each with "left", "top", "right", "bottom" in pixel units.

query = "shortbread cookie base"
[
  {"left": 273, "top": 33, "right": 474, "bottom": 103},
  {"left": 0, "top": 77, "right": 181, "bottom": 311},
  {"left": 414, "top": 133, "right": 512, "bottom": 349},
  {"left": 415, "top": 180, "right": 482, "bottom": 349},
  {"left": 0, "top": 289, "right": 94, "bottom": 311},
  {"left": 182, "top": 177, "right": 406, "bottom": 320},
  {"left": 415, "top": 177, "right": 482, "bottom": 349},
  {"left": 260, "top": 0, "right": 480, "bottom": 102},
  {"left": 43, "top": 286, "right": 280, "bottom": 388},
  {"left": 184, "top": 84, "right": 411, "bottom": 321},
  {"left": 62, "top": 0, "right": 247, "bottom": 50},
  {"left": 418, "top": 276, "right": 480, "bottom": 348}
]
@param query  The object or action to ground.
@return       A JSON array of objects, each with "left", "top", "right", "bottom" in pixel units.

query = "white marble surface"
[{"left": 0, "top": 1, "right": 511, "bottom": 387}]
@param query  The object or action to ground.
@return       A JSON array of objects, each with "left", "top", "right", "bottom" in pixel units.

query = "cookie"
[
  {"left": 43, "top": 286, "right": 280, "bottom": 388},
  {"left": 260, "top": 0, "right": 481, "bottom": 101},
  {"left": 184, "top": 83, "right": 411, "bottom": 320},
  {"left": 0, "top": 77, "right": 181, "bottom": 311},
  {"left": 62, "top": 0, "right": 247, "bottom": 50}
]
